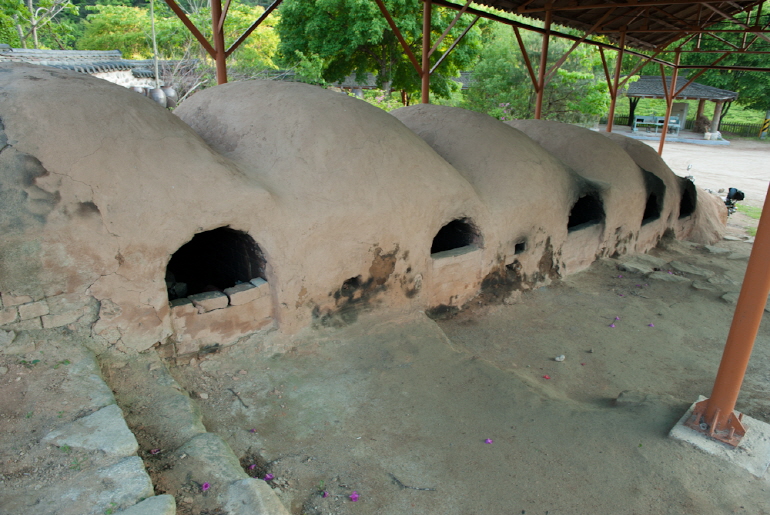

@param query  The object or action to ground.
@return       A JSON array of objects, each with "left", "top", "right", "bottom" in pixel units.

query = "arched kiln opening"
[
  {"left": 166, "top": 227, "right": 273, "bottom": 356},
  {"left": 431, "top": 218, "right": 483, "bottom": 256},
  {"left": 641, "top": 170, "right": 665, "bottom": 225},
  {"left": 678, "top": 178, "right": 697, "bottom": 219},
  {"left": 567, "top": 193, "right": 605, "bottom": 232},
  {"left": 166, "top": 227, "right": 266, "bottom": 300}
]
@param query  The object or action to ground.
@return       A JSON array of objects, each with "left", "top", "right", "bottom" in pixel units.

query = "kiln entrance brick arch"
[
  {"left": 642, "top": 170, "right": 665, "bottom": 225},
  {"left": 567, "top": 193, "right": 605, "bottom": 232},
  {"left": 166, "top": 227, "right": 266, "bottom": 300},
  {"left": 679, "top": 178, "right": 697, "bottom": 219},
  {"left": 431, "top": 218, "right": 483, "bottom": 256}
]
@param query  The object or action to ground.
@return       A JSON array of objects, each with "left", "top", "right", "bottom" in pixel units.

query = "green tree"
[
  {"left": 276, "top": 0, "right": 485, "bottom": 100},
  {"left": 77, "top": 1, "right": 279, "bottom": 69},
  {"left": 463, "top": 22, "right": 608, "bottom": 123},
  {"left": 2, "top": 0, "right": 78, "bottom": 48},
  {"left": 636, "top": 2, "right": 770, "bottom": 125}
]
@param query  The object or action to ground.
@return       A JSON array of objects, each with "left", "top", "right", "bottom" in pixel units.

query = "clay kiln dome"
[
  {"left": 0, "top": 63, "right": 277, "bottom": 351},
  {"left": 392, "top": 104, "right": 583, "bottom": 284}
]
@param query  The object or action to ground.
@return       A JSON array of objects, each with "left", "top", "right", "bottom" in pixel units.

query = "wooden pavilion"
[{"left": 625, "top": 75, "right": 739, "bottom": 132}]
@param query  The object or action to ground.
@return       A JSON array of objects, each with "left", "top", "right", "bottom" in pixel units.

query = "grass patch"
[
  {"left": 747, "top": 227, "right": 757, "bottom": 237},
  {"left": 737, "top": 204, "right": 762, "bottom": 219}
]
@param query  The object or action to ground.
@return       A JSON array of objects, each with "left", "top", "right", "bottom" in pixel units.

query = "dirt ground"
[
  {"left": 653, "top": 138, "right": 770, "bottom": 208},
  {"left": 2, "top": 137, "right": 770, "bottom": 515}
]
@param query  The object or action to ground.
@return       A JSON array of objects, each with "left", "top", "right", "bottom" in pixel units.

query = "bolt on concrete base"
[{"left": 670, "top": 396, "right": 770, "bottom": 478}]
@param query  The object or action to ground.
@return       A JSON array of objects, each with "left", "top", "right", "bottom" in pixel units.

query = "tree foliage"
[
  {"left": 276, "top": 0, "right": 485, "bottom": 99},
  {"left": 2, "top": 0, "right": 78, "bottom": 48},
  {"left": 463, "top": 22, "right": 609, "bottom": 123},
  {"left": 77, "top": 0, "right": 279, "bottom": 68},
  {"left": 638, "top": 2, "right": 770, "bottom": 114}
]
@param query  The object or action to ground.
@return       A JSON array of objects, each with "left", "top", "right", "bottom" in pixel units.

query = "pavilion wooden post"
[
  {"left": 684, "top": 181, "right": 770, "bottom": 446},
  {"left": 534, "top": 6, "right": 552, "bottom": 119},
  {"left": 211, "top": 0, "right": 227, "bottom": 84},
  {"left": 712, "top": 100, "right": 725, "bottom": 132},
  {"left": 657, "top": 50, "right": 679, "bottom": 155},
  {"left": 696, "top": 99, "right": 706, "bottom": 119},
  {"left": 422, "top": 0, "right": 432, "bottom": 104},
  {"left": 605, "top": 31, "right": 625, "bottom": 132}
]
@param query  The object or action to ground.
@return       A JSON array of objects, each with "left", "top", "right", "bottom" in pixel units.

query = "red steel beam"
[
  {"left": 429, "top": 0, "right": 472, "bottom": 58},
  {"left": 519, "top": 0, "right": 762, "bottom": 13},
  {"left": 211, "top": 0, "right": 227, "bottom": 84},
  {"left": 429, "top": 0, "right": 675, "bottom": 66},
  {"left": 374, "top": 0, "right": 422, "bottom": 76},
  {"left": 422, "top": 0, "right": 432, "bottom": 103},
  {"left": 534, "top": 7, "right": 552, "bottom": 120},
  {"left": 657, "top": 50, "right": 679, "bottom": 155},
  {"left": 514, "top": 26, "right": 539, "bottom": 89},
  {"left": 227, "top": 0, "right": 284, "bottom": 56},
  {"left": 430, "top": 15, "right": 480, "bottom": 74},
  {"left": 162, "top": 0, "right": 215, "bottom": 58},
  {"left": 606, "top": 31, "right": 626, "bottom": 132}
]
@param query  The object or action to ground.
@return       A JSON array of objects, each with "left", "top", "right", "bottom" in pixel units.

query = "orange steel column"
[
  {"left": 657, "top": 51, "right": 679, "bottom": 156},
  {"left": 685, "top": 182, "right": 770, "bottom": 446},
  {"left": 605, "top": 31, "right": 625, "bottom": 133},
  {"left": 534, "top": 7, "right": 552, "bottom": 119},
  {"left": 421, "top": 0, "right": 432, "bottom": 104},
  {"left": 211, "top": 0, "right": 227, "bottom": 84}
]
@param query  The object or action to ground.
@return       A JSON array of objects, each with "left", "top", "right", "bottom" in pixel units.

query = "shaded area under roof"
[
  {"left": 467, "top": 0, "right": 765, "bottom": 50},
  {"left": 626, "top": 76, "right": 738, "bottom": 101}
]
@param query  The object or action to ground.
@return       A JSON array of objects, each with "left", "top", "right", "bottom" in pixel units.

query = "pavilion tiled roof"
[
  {"left": 626, "top": 76, "right": 738, "bottom": 101},
  {"left": 0, "top": 46, "right": 178, "bottom": 79}
]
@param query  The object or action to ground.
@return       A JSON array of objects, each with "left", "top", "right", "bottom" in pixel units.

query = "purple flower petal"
[
  {"left": 648, "top": 323, "right": 655, "bottom": 327},
  {"left": 322, "top": 491, "right": 330, "bottom": 498},
  {"left": 609, "top": 323, "right": 615, "bottom": 328},
  {"left": 248, "top": 464, "right": 256, "bottom": 470},
  {"left": 264, "top": 473, "right": 274, "bottom": 481},
  {"left": 614, "top": 316, "right": 620, "bottom": 321},
  {"left": 484, "top": 438, "right": 493, "bottom": 444},
  {"left": 201, "top": 482, "right": 210, "bottom": 492},
  {"left": 150, "top": 448, "right": 161, "bottom": 455},
  {"left": 349, "top": 491, "right": 359, "bottom": 502},
  {"left": 249, "top": 428, "right": 258, "bottom": 433}
]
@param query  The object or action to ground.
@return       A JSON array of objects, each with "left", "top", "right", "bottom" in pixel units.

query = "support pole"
[
  {"left": 606, "top": 31, "right": 625, "bottom": 133},
  {"left": 685, "top": 181, "right": 770, "bottom": 446},
  {"left": 657, "top": 50, "right": 679, "bottom": 156},
  {"left": 534, "top": 7, "right": 552, "bottom": 119},
  {"left": 696, "top": 98, "right": 706, "bottom": 119},
  {"left": 211, "top": 0, "right": 227, "bottom": 84},
  {"left": 422, "top": 0, "right": 432, "bottom": 104},
  {"left": 712, "top": 99, "right": 725, "bottom": 133}
]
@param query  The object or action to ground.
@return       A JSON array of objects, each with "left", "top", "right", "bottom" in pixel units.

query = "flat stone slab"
[
  {"left": 43, "top": 404, "right": 138, "bottom": 457},
  {"left": 225, "top": 478, "right": 291, "bottom": 515},
  {"left": 621, "top": 253, "right": 668, "bottom": 268},
  {"left": 115, "top": 495, "right": 177, "bottom": 515},
  {"left": 189, "top": 291, "right": 229, "bottom": 312},
  {"left": 670, "top": 397, "right": 770, "bottom": 478},
  {"left": 703, "top": 245, "right": 731, "bottom": 255},
  {"left": 721, "top": 292, "right": 740, "bottom": 304},
  {"left": 617, "top": 260, "right": 654, "bottom": 274},
  {"left": 691, "top": 280, "right": 723, "bottom": 293},
  {"left": 17, "top": 456, "right": 156, "bottom": 515},
  {"left": 668, "top": 261, "right": 715, "bottom": 278},
  {"left": 646, "top": 271, "right": 691, "bottom": 283}
]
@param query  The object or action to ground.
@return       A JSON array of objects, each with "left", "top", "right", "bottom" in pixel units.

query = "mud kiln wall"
[{"left": 0, "top": 64, "right": 280, "bottom": 353}]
